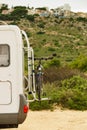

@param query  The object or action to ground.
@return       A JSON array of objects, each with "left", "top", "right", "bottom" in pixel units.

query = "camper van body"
[{"left": 0, "top": 25, "right": 28, "bottom": 128}]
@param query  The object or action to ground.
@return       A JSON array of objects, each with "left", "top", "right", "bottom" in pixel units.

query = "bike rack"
[
  {"left": 22, "top": 30, "right": 50, "bottom": 102},
  {"left": 22, "top": 30, "right": 36, "bottom": 102}
]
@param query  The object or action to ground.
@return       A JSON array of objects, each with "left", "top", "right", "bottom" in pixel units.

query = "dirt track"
[{"left": 6, "top": 109, "right": 87, "bottom": 130}]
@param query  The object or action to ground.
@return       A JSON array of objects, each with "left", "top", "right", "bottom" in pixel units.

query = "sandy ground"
[{"left": 5, "top": 109, "right": 87, "bottom": 130}]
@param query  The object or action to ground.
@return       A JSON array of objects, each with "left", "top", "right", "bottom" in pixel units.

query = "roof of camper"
[
  {"left": 0, "top": 25, "right": 21, "bottom": 34},
  {"left": 0, "top": 25, "right": 23, "bottom": 45}
]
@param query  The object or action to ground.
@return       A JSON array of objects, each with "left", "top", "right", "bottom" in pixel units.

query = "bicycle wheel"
[{"left": 37, "top": 73, "right": 42, "bottom": 101}]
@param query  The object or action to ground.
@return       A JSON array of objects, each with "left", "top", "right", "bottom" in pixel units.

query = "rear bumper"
[{"left": 0, "top": 94, "right": 28, "bottom": 125}]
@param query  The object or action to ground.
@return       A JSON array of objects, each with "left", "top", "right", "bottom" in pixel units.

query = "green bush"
[
  {"left": 49, "top": 58, "right": 60, "bottom": 67},
  {"left": 11, "top": 6, "right": 28, "bottom": 19},
  {"left": 48, "top": 47, "right": 56, "bottom": 52},
  {"left": 37, "top": 22, "right": 45, "bottom": 28},
  {"left": 37, "top": 31, "right": 45, "bottom": 34},
  {"left": 77, "top": 17, "right": 87, "bottom": 22},
  {"left": 26, "top": 15, "right": 35, "bottom": 22},
  {"left": 60, "top": 76, "right": 87, "bottom": 110},
  {"left": 36, "top": 7, "right": 47, "bottom": 11},
  {"left": 70, "top": 54, "right": 87, "bottom": 72},
  {"left": 0, "top": 14, "right": 13, "bottom": 21},
  {"left": 43, "top": 75, "right": 87, "bottom": 110},
  {"left": 44, "top": 58, "right": 60, "bottom": 69},
  {"left": 30, "top": 101, "right": 52, "bottom": 111}
]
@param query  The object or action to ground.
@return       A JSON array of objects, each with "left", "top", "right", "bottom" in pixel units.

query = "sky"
[{"left": 0, "top": 0, "right": 87, "bottom": 12}]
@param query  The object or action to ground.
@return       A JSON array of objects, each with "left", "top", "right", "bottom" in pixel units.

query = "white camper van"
[{"left": 0, "top": 25, "right": 34, "bottom": 128}]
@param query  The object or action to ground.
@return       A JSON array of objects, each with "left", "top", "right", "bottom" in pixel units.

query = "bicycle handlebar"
[{"left": 34, "top": 53, "right": 57, "bottom": 61}]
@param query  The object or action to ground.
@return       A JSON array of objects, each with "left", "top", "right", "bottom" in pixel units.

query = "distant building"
[
  {"left": 53, "top": 4, "right": 71, "bottom": 17},
  {"left": 40, "top": 11, "right": 50, "bottom": 17},
  {"left": 28, "top": 8, "right": 35, "bottom": 15}
]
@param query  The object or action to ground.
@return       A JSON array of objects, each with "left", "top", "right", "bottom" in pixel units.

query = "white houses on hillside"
[{"left": 53, "top": 4, "right": 71, "bottom": 17}]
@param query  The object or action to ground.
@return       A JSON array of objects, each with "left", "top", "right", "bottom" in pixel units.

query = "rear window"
[{"left": 0, "top": 44, "right": 10, "bottom": 67}]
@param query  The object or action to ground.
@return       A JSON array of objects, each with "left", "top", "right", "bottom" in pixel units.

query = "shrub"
[
  {"left": 43, "top": 75, "right": 87, "bottom": 110},
  {"left": 70, "top": 54, "right": 87, "bottom": 72},
  {"left": 43, "top": 58, "right": 60, "bottom": 69},
  {"left": 36, "top": 7, "right": 47, "bottom": 11},
  {"left": 43, "top": 66, "right": 81, "bottom": 83},
  {"left": 37, "top": 31, "right": 45, "bottom": 34},
  {"left": 0, "top": 13, "right": 21, "bottom": 21},
  {"left": 11, "top": 6, "right": 28, "bottom": 19},
  {"left": 77, "top": 17, "right": 87, "bottom": 22},
  {"left": 48, "top": 47, "right": 56, "bottom": 52},
  {"left": 49, "top": 58, "right": 60, "bottom": 66},
  {"left": 69, "top": 17, "right": 74, "bottom": 22},
  {"left": 37, "top": 22, "right": 45, "bottom": 28},
  {"left": 30, "top": 101, "right": 52, "bottom": 111},
  {"left": 34, "top": 14, "right": 39, "bottom": 17},
  {"left": 60, "top": 76, "right": 87, "bottom": 110},
  {"left": 26, "top": 15, "right": 35, "bottom": 22}
]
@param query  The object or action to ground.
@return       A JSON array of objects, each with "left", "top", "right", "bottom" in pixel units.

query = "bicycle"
[
  {"left": 35, "top": 60, "right": 43, "bottom": 101},
  {"left": 35, "top": 53, "right": 57, "bottom": 101}
]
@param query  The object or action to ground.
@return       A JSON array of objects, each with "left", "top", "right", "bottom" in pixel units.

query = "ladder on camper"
[{"left": 22, "top": 30, "right": 48, "bottom": 102}]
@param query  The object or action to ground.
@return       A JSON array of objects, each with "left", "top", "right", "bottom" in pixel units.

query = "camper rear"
[{"left": 0, "top": 25, "right": 28, "bottom": 128}]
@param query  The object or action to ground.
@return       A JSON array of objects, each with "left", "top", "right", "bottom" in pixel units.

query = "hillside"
[{"left": 15, "top": 15, "right": 87, "bottom": 65}]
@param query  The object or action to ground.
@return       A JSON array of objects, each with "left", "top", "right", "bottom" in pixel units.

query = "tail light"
[{"left": 23, "top": 105, "right": 28, "bottom": 113}]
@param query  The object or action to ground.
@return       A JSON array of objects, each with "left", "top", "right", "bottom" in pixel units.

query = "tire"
[
  {"left": 37, "top": 73, "right": 42, "bottom": 101},
  {"left": 0, "top": 124, "right": 18, "bottom": 128}
]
